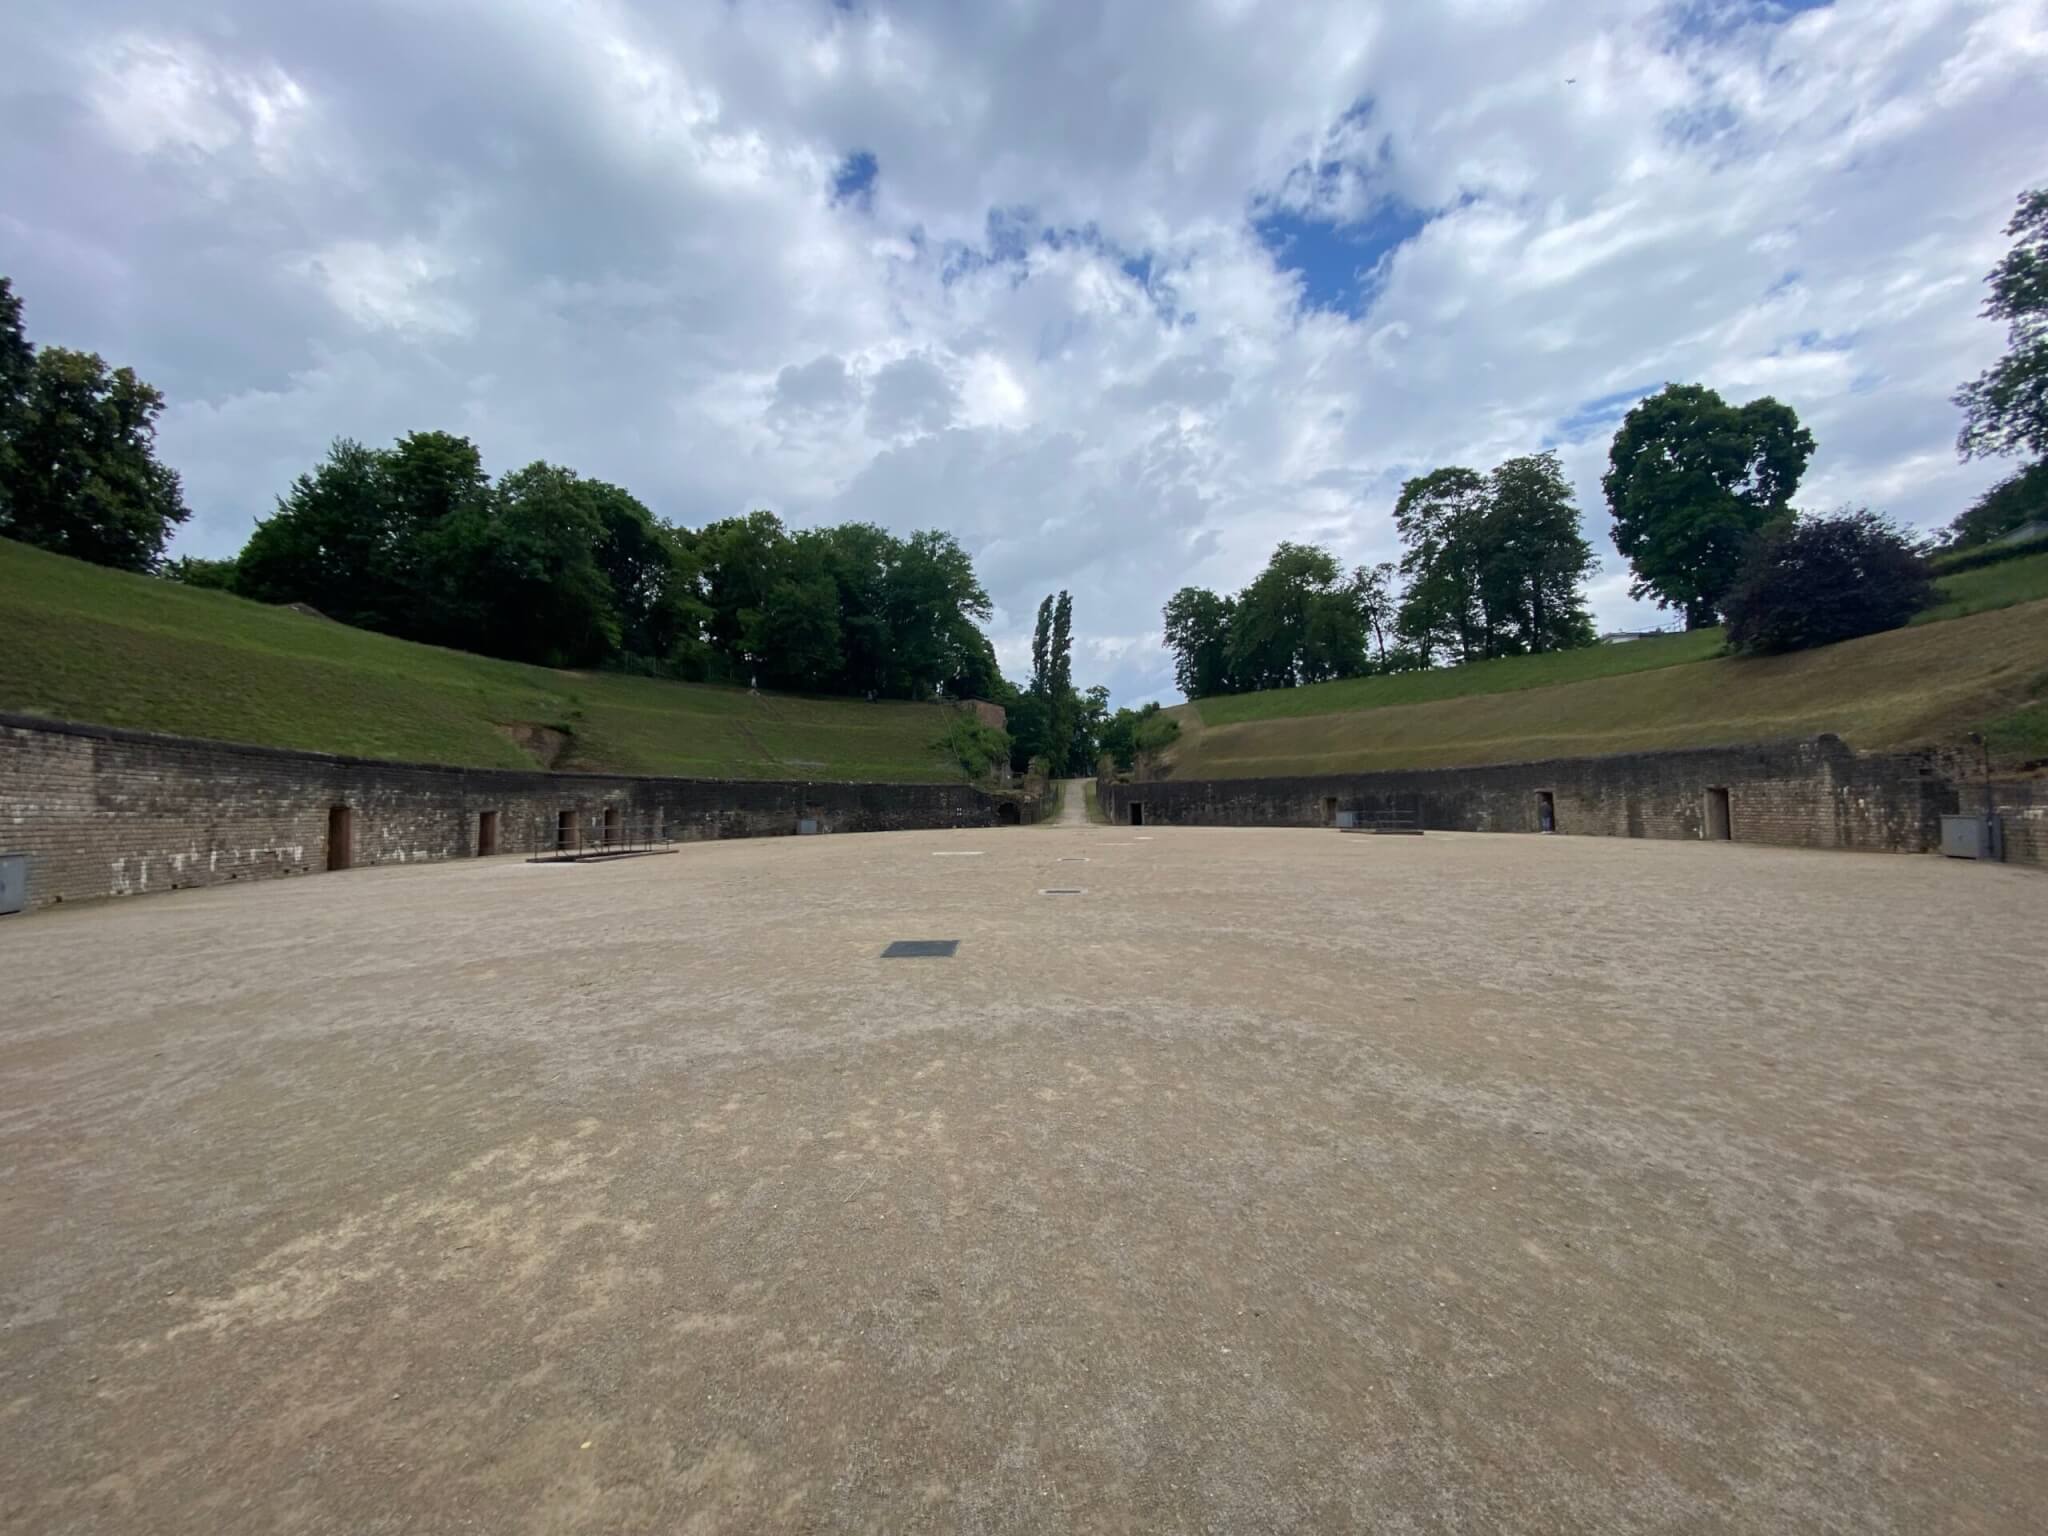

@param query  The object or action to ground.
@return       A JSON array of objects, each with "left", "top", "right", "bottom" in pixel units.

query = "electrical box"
[
  {"left": 0, "top": 854, "right": 27, "bottom": 915},
  {"left": 1940, "top": 814, "right": 2003, "bottom": 861}
]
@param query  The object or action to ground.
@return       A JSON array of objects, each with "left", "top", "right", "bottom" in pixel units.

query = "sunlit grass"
[{"left": 0, "top": 537, "right": 966, "bottom": 780}]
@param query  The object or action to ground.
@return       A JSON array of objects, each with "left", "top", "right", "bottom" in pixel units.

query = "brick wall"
[
  {"left": 1093, "top": 736, "right": 2024, "bottom": 860},
  {"left": 0, "top": 713, "right": 1025, "bottom": 912}
]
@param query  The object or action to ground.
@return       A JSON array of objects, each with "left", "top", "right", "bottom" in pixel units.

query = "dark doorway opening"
[
  {"left": 997, "top": 802, "right": 1022, "bottom": 826},
  {"left": 603, "top": 805, "right": 621, "bottom": 848},
  {"left": 1323, "top": 796, "right": 1339, "bottom": 826},
  {"left": 477, "top": 810, "right": 498, "bottom": 856},
  {"left": 557, "top": 808, "right": 577, "bottom": 852},
  {"left": 1128, "top": 803, "right": 1144, "bottom": 826},
  {"left": 326, "top": 806, "right": 354, "bottom": 871},
  {"left": 1705, "top": 787, "right": 1732, "bottom": 841},
  {"left": 1536, "top": 791, "right": 1556, "bottom": 834}
]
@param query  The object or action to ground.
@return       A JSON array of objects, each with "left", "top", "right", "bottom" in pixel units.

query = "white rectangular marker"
[{"left": 932, "top": 851, "right": 985, "bottom": 857}]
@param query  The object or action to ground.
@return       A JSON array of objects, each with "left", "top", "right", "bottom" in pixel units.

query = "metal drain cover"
[
  {"left": 882, "top": 939, "right": 959, "bottom": 958},
  {"left": 1039, "top": 888, "right": 1086, "bottom": 895}
]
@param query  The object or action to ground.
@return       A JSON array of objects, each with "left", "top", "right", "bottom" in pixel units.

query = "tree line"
[
  {"left": 1167, "top": 182, "right": 2046, "bottom": 687},
  {"left": 0, "top": 277, "right": 1004, "bottom": 702},
  {"left": 0, "top": 277, "right": 189, "bottom": 570},
  {"left": 989, "top": 588, "right": 1177, "bottom": 777},
  {"left": 1163, "top": 449, "right": 1595, "bottom": 698},
  {"left": 218, "top": 433, "right": 1002, "bottom": 697}
]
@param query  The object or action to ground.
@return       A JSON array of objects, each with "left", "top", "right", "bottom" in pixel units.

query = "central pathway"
[{"left": 1055, "top": 776, "right": 1090, "bottom": 826}]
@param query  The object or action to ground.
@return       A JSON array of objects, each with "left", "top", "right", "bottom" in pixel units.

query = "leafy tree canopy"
[
  {"left": 1945, "top": 459, "right": 2048, "bottom": 548},
  {"left": 1603, "top": 383, "right": 1814, "bottom": 628},
  {"left": 1955, "top": 188, "right": 2048, "bottom": 462},
  {"left": 227, "top": 433, "right": 1002, "bottom": 698},
  {"left": 0, "top": 339, "right": 189, "bottom": 572},
  {"left": 1721, "top": 509, "right": 1935, "bottom": 656}
]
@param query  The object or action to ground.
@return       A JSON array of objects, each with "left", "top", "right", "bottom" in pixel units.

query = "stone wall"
[
  {"left": 1987, "top": 774, "right": 2048, "bottom": 865},
  {"left": 0, "top": 713, "right": 1022, "bottom": 912},
  {"left": 1095, "top": 736, "right": 2032, "bottom": 859}
]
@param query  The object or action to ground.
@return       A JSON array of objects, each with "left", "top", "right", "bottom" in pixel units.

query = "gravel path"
[
  {"left": 3, "top": 827, "right": 2045, "bottom": 1533},
  {"left": 1054, "top": 776, "right": 1090, "bottom": 826}
]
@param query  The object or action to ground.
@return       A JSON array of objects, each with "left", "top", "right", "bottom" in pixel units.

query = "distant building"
[{"left": 1598, "top": 628, "right": 1674, "bottom": 644}]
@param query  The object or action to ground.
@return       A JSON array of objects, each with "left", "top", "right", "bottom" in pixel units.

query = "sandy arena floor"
[{"left": 2, "top": 823, "right": 2046, "bottom": 1533}]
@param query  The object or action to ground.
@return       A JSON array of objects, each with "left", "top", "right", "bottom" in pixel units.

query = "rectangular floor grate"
[
  {"left": 882, "top": 939, "right": 959, "bottom": 958},
  {"left": 1038, "top": 888, "right": 1086, "bottom": 895}
]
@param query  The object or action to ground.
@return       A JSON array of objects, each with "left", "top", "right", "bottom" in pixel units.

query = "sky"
[{"left": 3, "top": 0, "right": 2043, "bottom": 706}]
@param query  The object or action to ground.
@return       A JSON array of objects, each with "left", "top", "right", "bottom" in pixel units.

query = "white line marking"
[{"left": 932, "top": 851, "right": 985, "bottom": 857}]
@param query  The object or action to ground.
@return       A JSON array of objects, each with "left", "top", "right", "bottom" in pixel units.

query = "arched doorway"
[{"left": 997, "top": 802, "right": 1022, "bottom": 826}]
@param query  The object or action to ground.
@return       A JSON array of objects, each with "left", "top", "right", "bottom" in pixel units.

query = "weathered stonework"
[
  {"left": 0, "top": 713, "right": 1031, "bottom": 911},
  {"left": 1098, "top": 736, "right": 2042, "bottom": 862}
]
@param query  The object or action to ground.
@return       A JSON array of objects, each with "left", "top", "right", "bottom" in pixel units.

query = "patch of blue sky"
[
  {"left": 831, "top": 150, "right": 877, "bottom": 210},
  {"left": 1253, "top": 199, "right": 1428, "bottom": 317}
]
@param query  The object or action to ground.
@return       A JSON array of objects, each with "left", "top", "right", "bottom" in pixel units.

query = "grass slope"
[
  {"left": 1195, "top": 553, "right": 2048, "bottom": 730},
  {"left": 0, "top": 537, "right": 967, "bottom": 781},
  {"left": 1167, "top": 599, "right": 2048, "bottom": 778}
]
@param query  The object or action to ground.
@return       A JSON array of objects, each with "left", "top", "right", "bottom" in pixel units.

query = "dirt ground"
[{"left": 3, "top": 825, "right": 2046, "bottom": 1534}]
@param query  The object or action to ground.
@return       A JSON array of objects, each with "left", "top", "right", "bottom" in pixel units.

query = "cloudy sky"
[{"left": 4, "top": 0, "right": 2043, "bottom": 703}]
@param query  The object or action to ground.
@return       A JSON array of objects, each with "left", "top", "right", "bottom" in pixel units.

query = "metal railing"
[{"left": 527, "top": 812, "right": 675, "bottom": 862}]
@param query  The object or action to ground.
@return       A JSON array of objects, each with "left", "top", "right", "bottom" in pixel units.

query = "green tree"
[
  {"left": 1481, "top": 452, "right": 1597, "bottom": 655},
  {"left": 0, "top": 346, "right": 189, "bottom": 571},
  {"left": 1162, "top": 586, "right": 1235, "bottom": 697},
  {"left": 697, "top": 510, "right": 790, "bottom": 679},
  {"left": 750, "top": 528, "right": 844, "bottom": 689},
  {"left": 1048, "top": 591, "right": 1077, "bottom": 770},
  {"left": 162, "top": 554, "right": 238, "bottom": 589},
  {"left": 236, "top": 439, "right": 400, "bottom": 627},
  {"left": 1603, "top": 383, "right": 1814, "bottom": 628},
  {"left": 1721, "top": 509, "right": 1934, "bottom": 655},
  {"left": 883, "top": 529, "right": 992, "bottom": 698},
  {"left": 1945, "top": 460, "right": 2048, "bottom": 548},
  {"left": 379, "top": 430, "right": 489, "bottom": 637},
  {"left": 1029, "top": 595, "right": 1053, "bottom": 696},
  {"left": 587, "top": 480, "right": 696, "bottom": 669},
  {"left": 1098, "top": 701, "right": 1180, "bottom": 775},
  {"left": 482, "top": 463, "right": 619, "bottom": 666},
  {"left": 943, "top": 623, "right": 1005, "bottom": 703},
  {"left": 1005, "top": 690, "right": 1051, "bottom": 776},
  {"left": 1955, "top": 188, "right": 2048, "bottom": 462},
  {"left": 1228, "top": 542, "right": 1366, "bottom": 688},
  {"left": 0, "top": 278, "right": 30, "bottom": 514},
  {"left": 1352, "top": 562, "right": 1396, "bottom": 666},
  {"left": 1393, "top": 467, "right": 1489, "bottom": 663},
  {"left": 816, "top": 522, "right": 895, "bottom": 695},
  {"left": 1074, "top": 684, "right": 1111, "bottom": 773}
]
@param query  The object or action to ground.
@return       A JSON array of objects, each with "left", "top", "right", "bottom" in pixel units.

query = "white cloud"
[
  {"left": 301, "top": 238, "right": 474, "bottom": 337},
  {"left": 1, "top": 0, "right": 2041, "bottom": 708}
]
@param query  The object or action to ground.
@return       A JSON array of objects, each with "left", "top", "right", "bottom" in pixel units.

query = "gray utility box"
[
  {"left": 797, "top": 818, "right": 820, "bottom": 836},
  {"left": 1334, "top": 811, "right": 1358, "bottom": 830},
  {"left": 0, "top": 854, "right": 27, "bottom": 916},
  {"left": 1940, "top": 814, "right": 2004, "bottom": 861}
]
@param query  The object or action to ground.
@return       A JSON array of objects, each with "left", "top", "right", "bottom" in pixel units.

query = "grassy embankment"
[
  {"left": 1165, "top": 553, "right": 2048, "bottom": 777},
  {"left": 0, "top": 537, "right": 969, "bottom": 781}
]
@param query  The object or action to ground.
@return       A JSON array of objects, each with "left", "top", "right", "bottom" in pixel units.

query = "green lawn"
[
  {"left": 0, "top": 537, "right": 969, "bottom": 781},
  {"left": 1913, "top": 550, "right": 2048, "bottom": 625},
  {"left": 1168, "top": 600, "right": 2048, "bottom": 778},
  {"left": 1187, "top": 552, "right": 2048, "bottom": 731},
  {"left": 1194, "top": 629, "right": 1725, "bottom": 726}
]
